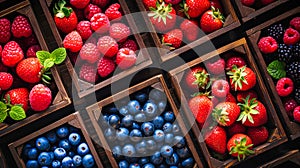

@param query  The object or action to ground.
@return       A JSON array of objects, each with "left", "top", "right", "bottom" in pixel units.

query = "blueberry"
[
  {"left": 181, "top": 157, "right": 194, "bottom": 168},
  {"left": 127, "top": 100, "right": 141, "bottom": 115},
  {"left": 160, "top": 145, "right": 173, "bottom": 158},
  {"left": 134, "top": 92, "right": 148, "bottom": 104},
  {"left": 27, "top": 148, "right": 38, "bottom": 160},
  {"left": 122, "top": 115, "right": 134, "bottom": 128},
  {"left": 131, "top": 122, "right": 140, "bottom": 129},
  {"left": 143, "top": 102, "right": 158, "bottom": 118},
  {"left": 116, "top": 127, "right": 129, "bottom": 141},
  {"left": 73, "top": 155, "right": 82, "bottom": 166},
  {"left": 130, "top": 129, "right": 143, "bottom": 142},
  {"left": 77, "top": 143, "right": 90, "bottom": 156},
  {"left": 176, "top": 147, "right": 190, "bottom": 159},
  {"left": 108, "top": 114, "right": 120, "bottom": 128},
  {"left": 163, "top": 111, "right": 175, "bottom": 122},
  {"left": 165, "top": 153, "right": 179, "bottom": 166},
  {"left": 170, "top": 166, "right": 178, "bottom": 168},
  {"left": 150, "top": 151, "right": 163, "bottom": 165},
  {"left": 162, "top": 123, "right": 172, "bottom": 133},
  {"left": 172, "top": 123, "right": 181, "bottom": 134},
  {"left": 26, "top": 160, "right": 39, "bottom": 168},
  {"left": 119, "top": 160, "right": 129, "bottom": 168},
  {"left": 49, "top": 152, "right": 54, "bottom": 160},
  {"left": 143, "top": 163, "right": 155, "bottom": 168},
  {"left": 153, "top": 130, "right": 165, "bottom": 142},
  {"left": 104, "top": 127, "right": 116, "bottom": 141},
  {"left": 141, "top": 122, "right": 154, "bottom": 136},
  {"left": 135, "top": 141, "right": 147, "bottom": 154},
  {"left": 54, "top": 148, "right": 66, "bottom": 160},
  {"left": 56, "top": 126, "right": 69, "bottom": 139},
  {"left": 164, "top": 133, "right": 174, "bottom": 144},
  {"left": 129, "top": 163, "right": 141, "bottom": 168},
  {"left": 157, "top": 101, "right": 167, "bottom": 112},
  {"left": 59, "top": 139, "right": 71, "bottom": 151},
  {"left": 152, "top": 116, "right": 164, "bottom": 129},
  {"left": 52, "top": 160, "right": 61, "bottom": 168},
  {"left": 135, "top": 113, "right": 147, "bottom": 123},
  {"left": 146, "top": 140, "right": 156, "bottom": 151},
  {"left": 61, "top": 156, "right": 74, "bottom": 168},
  {"left": 122, "top": 144, "right": 136, "bottom": 157},
  {"left": 112, "top": 146, "right": 122, "bottom": 159},
  {"left": 68, "top": 133, "right": 81, "bottom": 146},
  {"left": 22, "top": 144, "right": 32, "bottom": 157},
  {"left": 138, "top": 157, "right": 149, "bottom": 165},
  {"left": 157, "top": 164, "right": 167, "bottom": 168},
  {"left": 119, "top": 106, "right": 129, "bottom": 116},
  {"left": 36, "top": 137, "right": 50, "bottom": 151},
  {"left": 68, "top": 151, "right": 75, "bottom": 157},
  {"left": 173, "top": 136, "right": 186, "bottom": 148},
  {"left": 107, "top": 106, "right": 119, "bottom": 114},
  {"left": 46, "top": 131, "right": 57, "bottom": 144},
  {"left": 38, "top": 152, "right": 52, "bottom": 166},
  {"left": 102, "top": 114, "right": 109, "bottom": 123},
  {"left": 149, "top": 89, "right": 166, "bottom": 102}
]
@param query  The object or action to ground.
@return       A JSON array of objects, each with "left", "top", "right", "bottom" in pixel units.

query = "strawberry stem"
[
  {"left": 237, "top": 96, "right": 259, "bottom": 124},
  {"left": 229, "top": 137, "right": 254, "bottom": 161},
  {"left": 227, "top": 65, "right": 248, "bottom": 91}
]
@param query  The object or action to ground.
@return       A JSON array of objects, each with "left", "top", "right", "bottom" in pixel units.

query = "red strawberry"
[
  {"left": 212, "top": 102, "right": 240, "bottom": 126},
  {"left": 148, "top": 2, "right": 177, "bottom": 32},
  {"left": 180, "top": 19, "right": 199, "bottom": 42},
  {"left": 143, "top": 0, "right": 157, "bottom": 10},
  {"left": 11, "top": 15, "right": 32, "bottom": 38},
  {"left": 227, "top": 66, "right": 256, "bottom": 91},
  {"left": 97, "top": 36, "right": 118, "bottom": 57},
  {"left": 258, "top": 36, "right": 278, "bottom": 54},
  {"left": 206, "top": 58, "right": 225, "bottom": 75},
  {"left": 116, "top": 48, "right": 137, "bottom": 70},
  {"left": 63, "top": 31, "right": 83, "bottom": 52},
  {"left": 188, "top": 95, "right": 213, "bottom": 125},
  {"left": 173, "top": 4, "right": 185, "bottom": 18},
  {"left": 0, "top": 18, "right": 11, "bottom": 43},
  {"left": 210, "top": 0, "right": 223, "bottom": 13},
  {"left": 236, "top": 90, "right": 258, "bottom": 103},
  {"left": 247, "top": 126, "right": 269, "bottom": 146},
  {"left": 162, "top": 29, "right": 183, "bottom": 49},
  {"left": 2, "top": 41, "right": 24, "bottom": 67},
  {"left": 26, "top": 45, "right": 41, "bottom": 58},
  {"left": 227, "top": 134, "right": 254, "bottom": 161},
  {"left": 70, "top": 0, "right": 90, "bottom": 9},
  {"left": 238, "top": 97, "right": 268, "bottom": 127},
  {"left": 225, "top": 56, "right": 246, "bottom": 70},
  {"left": 53, "top": 0, "right": 78, "bottom": 34},
  {"left": 261, "top": 0, "right": 275, "bottom": 6},
  {"left": 77, "top": 21, "right": 92, "bottom": 40},
  {"left": 204, "top": 126, "right": 227, "bottom": 154},
  {"left": 90, "top": 13, "right": 110, "bottom": 33},
  {"left": 182, "top": 0, "right": 210, "bottom": 18},
  {"left": 84, "top": 4, "right": 102, "bottom": 20},
  {"left": 227, "top": 122, "right": 246, "bottom": 137},
  {"left": 109, "top": 23, "right": 131, "bottom": 43},
  {"left": 29, "top": 84, "right": 52, "bottom": 112},
  {"left": 105, "top": 3, "right": 122, "bottom": 21},
  {"left": 241, "top": 0, "right": 255, "bottom": 6},
  {"left": 97, "top": 57, "right": 116, "bottom": 78},
  {"left": 120, "top": 39, "right": 138, "bottom": 52},
  {"left": 0, "top": 72, "right": 13, "bottom": 91},
  {"left": 224, "top": 92, "right": 237, "bottom": 103},
  {"left": 16, "top": 58, "right": 43, "bottom": 84},
  {"left": 290, "top": 17, "right": 300, "bottom": 32},
  {"left": 283, "top": 98, "right": 298, "bottom": 117},
  {"left": 5, "top": 88, "right": 29, "bottom": 112},
  {"left": 80, "top": 43, "right": 100, "bottom": 63},
  {"left": 276, "top": 77, "right": 294, "bottom": 97},
  {"left": 212, "top": 79, "right": 229, "bottom": 98},
  {"left": 79, "top": 63, "right": 99, "bottom": 83},
  {"left": 293, "top": 106, "right": 300, "bottom": 123},
  {"left": 91, "top": 0, "right": 109, "bottom": 8},
  {"left": 200, "top": 7, "right": 224, "bottom": 33},
  {"left": 283, "top": 28, "right": 300, "bottom": 45},
  {"left": 185, "top": 66, "right": 209, "bottom": 91}
]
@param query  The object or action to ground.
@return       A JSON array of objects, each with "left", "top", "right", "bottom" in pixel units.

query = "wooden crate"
[
  {"left": 39, "top": 0, "right": 153, "bottom": 98},
  {"left": 0, "top": 0, "right": 29, "bottom": 16},
  {"left": 0, "top": 4, "right": 71, "bottom": 137},
  {"left": 86, "top": 75, "right": 204, "bottom": 168},
  {"left": 129, "top": 0, "right": 240, "bottom": 62},
  {"left": 169, "top": 38, "right": 287, "bottom": 168},
  {"left": 259, "top": 150, "right": 300, "bottom": 168},
  {"left": 8, "top": 112, "right": 103, "bottom": 168},
  {"left": 247, "top": 7, "right": 300, "bottom": 140},
  {"left": 0, "top": 147, "right": 7, "bottom": 168}
]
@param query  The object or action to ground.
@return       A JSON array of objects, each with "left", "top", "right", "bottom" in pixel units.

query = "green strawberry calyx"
[
  {"left": 53, "top": 0, "right": 73, "bottom": 18},
  {"left": 267, "top": 60, "right": 286, "bottom": 79},
  {"left": 193, "top": 69, "right": 210, "bottom": 90},
  {"left": 227, "top": 65, "right": 248, "bottom": 91},
  {"left": 179, "top": 0, "right": 190, "bottom": 19},
  {"left": 212, "top": 107, "right": 229, "bottom": 126},
  {"left": 36, "top": 47, "right": 67, "bottom": 84},
  {"left": 148, "top": 2, "right": 173, "bottom": 25},
  {"left": 0, "top": 95, "right": 26, "bottom": 123},
  {"left": 237, "top": 96, "right": 259, "bottom": 124},
  {"left": 229, "top": 137, "right": 254, "bottom": 161},
  {"left": 211, "top": 6, "right": 225, "bottom": 23}
]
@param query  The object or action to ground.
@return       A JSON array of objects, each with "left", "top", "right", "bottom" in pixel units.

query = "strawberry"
[
  {"left": 224, "top": 92, "right": 237, "bottom": 103},
  {"left": 206, "top": 58, "right": 225, "bottom": 75},
  {"left": 80, "top": 43, "right": 100, "bottom": 63},
  {"left": 29, "top": 84, "right": 52, "bottom": 112},
  {"left": 16, "top": 58, "right": 43, "bottom": 84},
  {"left": 70, "top": 0, "right": 90, "bottom": 9},
  {"left": 90, "top": 13, "right": 110, "bottom": 34},
  {"left": 2, "top": 41, "right": 24, "bottom": 67},
  {"left": 0, "top": 72, "right": 13, "bottom": 91},
  {"left": 109, "top": 23, "right": 131, "bottom": 43},
  {"left": 11, "top": 15, "right": 32, "bottom": 38},
  {"left": 116, "top": 48, "right": 137, "bottom": 70},
  {"left": 227, "top": 122, "right": 246, "bottom": 137},
  {"left": 188, "top": 95, "right": 213, "bottom": 125},
  {"left": 143, "top": 0, "right": 157, "bottom": 10},
  {"left": 105, "top": 3, "right": 122, "bottom": 21},
  {"left": 210, "top": 0, "right": 223, "bottom": 13},
  {"left": 227, "top": 66, "right": 256, "bottom": 91},
  {"left": 247, "top": 126, "right": 269, "bottom": 146},
  {"left": 162, "top": 29, "right": 183, "bottom": 49},
  {"left": 26, "top": 45, "right": 41, "bottom": 58},
  {"left": 290, "top": 17, "right": 300, "bottom": 32},
  {"left": 91, "top": 0, "right": 109, "bottom": 8},
  {"left": 237, "top": 97, "right": 268, "bottom": 127},
  {"left": 0, "top": 18, "right": 11, "bottom": 43},
  {"left": 212, "top": 79, "right": 229, "bottom": 98},
  {"left": 180, "top": 19, "right": 199, "bottom": 42},
  {"left": 148, "top": 2, "right": 177, "bottom": 32},
  {"left": 212, "top": 102, "right": 240, "bottom": 126},
  {"left": 200, "top": 7, "right": 224, "bottom": 33},
  {"left": 241, "top": 0, "right": 255, "bottom": 6},
  {"left": 97, "top": 57, "right": 116, "bottom": 78},
  {"left": 227, "top": 134, "right": 254, "bottom": 161},
  {"left": 79, "top": 63, "right": 99, "bottom": 83},
  {"left": 120, "top": 39, "right": 138, "bottom": 52},
  {"left": 225, "top": 56, "right": 246, "bottom": 70},
  {"left": 63, "top": 31, "right": 83, "bottom": 52},
  {"left": 5, "top": 88, "right": 29, "bottom": 112},
  {"left": 236, "top": 90, "right": 258, "bottom": 103},
  {"left": 204, "top": 126, "right": 227, "bottom": 154},
  {"left": 53, "top": 0, "right": 78, "bottom": 34},
  {"left": 182, "top": 0, "right": 210, "bottom": 18},
  {"left": 84, "top": 4, "right": 102, "bottom": 20},
  {"left": 293, "top": 106, "right": 300, "bottom": 123},
  {"left": 76, "top": 21, "right": 92, "bottom": 40},
  {"left": 185, "top": 66, "right": 209, "bottom": 91},
  {"left": 97, "top": 36, "right": 118, "bottom": 57}
]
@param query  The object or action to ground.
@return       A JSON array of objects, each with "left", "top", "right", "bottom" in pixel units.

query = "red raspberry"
[
  {"left": 236, "top": 90, "right": 258, "bottom": 103},
  {"left": 276, "top": 77, "right": 294, "bottom": 97},
  {"left": 90, "top": 13, "right": 110, "bottom": 34},
  {"left": 105, "top": 3, "right": 122, "bottom": 21},
  {"left": 258, "top": 36, "right": 278, "bottom": 54},
  {"left": 261, "top": 0, "right": 275, "bottom": 5},
  {"left": 26, "top": 45, "right": 41, "bottom": 58},
  {"left": 70, "top": 0, "right": 89, "bottom": 9},
  {"left": 97, "top": 36, "right": 118, "bottom": 57},
  {"left": 283, "top": 98, "right": 298, "bottom": 117},
  {"left": 0, "top": 72, "right": 13, "bottom": 91},
  {"left": 211, "top": 79, "right": 229, "bottom": 98},
  {"left": 11, "top": 15, "right": 32, "bottom": 38},
  {"left": 247, "top": 126, "right": 269, "bottom": 146},
  {"left": 283, "top": 28, "right": 300, "bottom": 45},
  {"left": 29, "top": 84, "right": 52, "bottom": 112},
  {"left": 91, "top": 0, "right": 110, "bottom": 8},
  {"left": 79, "top": 63, "right": 99, "bottom": 83},
  {"left": 225, "top": 56, "right": 246, "bottom": 70},
  {"left": 76, "top": 21, "right": 92, "bottom": 40},
  {"left": 97, "top": 57, "right": 116, "bottom": 78},
  {"left": 227, "top": 122, "right": 246, "bottom": 137},
  {"left": 2, "top": 41, "right": 24, "bottom": 67},
  {"left": 205, "top": 58, "right": 225, "bottom": 75},
  {"left": 120, "top": 39, "right": 138, "bottom": 52},
  {"left": 293, "top": 106, "right": 300, "bottom": 123},
  {"left": 0, "top": 18, "right": 11, "bottom": 43},
  {"left": 80, "top": 43, "right": 100, "bottom": 63},
  {"left": 63, "top": 31, "right": 83, "bottom": 52},
  {"left": 116, "top": 48, "right": 137, "bottom": 70},
  {"left": 84, "top": 4, "right": 102, "bottom": 20},
  {"left": 109, "top": 23, "right": 131, "bottom": 43},
  {"left": 290, "top": 17, "right": 300, "bottom": 32},
  {"left": 241, "top": 0, "right": 255, "bottom": 6}
]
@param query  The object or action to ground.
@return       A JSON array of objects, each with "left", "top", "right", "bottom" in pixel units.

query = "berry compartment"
[
  {"left": 39, "top": 0, "right": 152, "bottom": 98},
  {"left": 86, "top": 75, "right": 204, "bottom": 168},
  {"left": 8, "top": 112, "right": 103, "bottom": 168},
  {"left": 247, "top": 7, "right": 300, "bottom": 140},
  {"left": 259, "top": 149, "right": 300, "bottom": 168},
  {"left": 170, "top": 38, "right": 287, "bottom": 167},
  {"left": 0, "top": 4, "right": 70, "bottom": 137}
]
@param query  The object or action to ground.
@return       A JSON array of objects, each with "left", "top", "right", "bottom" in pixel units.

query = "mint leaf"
[
  {"left": 44, "top": 59, "right": 55, "bottom": 69},
  {"left": 37, "top": 51, "right": 51, "bottom": 65},
  {"left": 0, "top": 102, "right": 8, "bottom": 123},
  {"left": 9, "top": 106, "right": 26, "bottom": 121},
  {"left": 51, "top": 47, "right": 66, "bottom": 64},
  {"left": 267, "top": 60, "right": 286, "bottom": 79}
]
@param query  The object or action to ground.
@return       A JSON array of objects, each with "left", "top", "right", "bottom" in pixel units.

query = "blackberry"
[
  {"left": 267, "top": 23, "right": 285, "bottom": 41},
  {"left": 292, "top": 43, "right": 300, "bottom": 61},
  {"left": 287, "top": 61, "right": 300, "bottom": 85},
  {"left": 294, "top": 87, "right": 300, "bottom": 104},
  {"left": 278, "top": 43, "right": 293, "bottom": 63}
]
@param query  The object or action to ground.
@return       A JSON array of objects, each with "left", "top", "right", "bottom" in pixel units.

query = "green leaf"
[
  {"left": 44, "top": 59, "right": 55, "bottom": 69},
  {"left": 0, "top": 102, "right": 8, "bottom": 123},
  {"left": 267, "top": 60, "right": 286, "bottom": 79},
  {"left": 9, "top": 106, "right": 26, "bottom": 121},
  {"left": 51, "top": 47, "right": 67, "bottom": 64},
  {"left": 36, "top": 51, "right": 51, "bottom": 65}
]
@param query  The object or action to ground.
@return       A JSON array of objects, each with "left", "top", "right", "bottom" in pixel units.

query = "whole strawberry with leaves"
[
  {"left": 212, "top": 102, "right": 240, "bottom": 126},
  {"left": 162, "top": 29, "right": 183, "bottom": 49},
  {"left": 227, "top": 134, "right": 254, "bottom": 161},
  {"left": 188, "top": 95, "right": 213, "bottom": 126},
  {"left": 181, "top": 0, "right": 210, "bottom": 18},
  {"left": 185, "top": 66, "right": 209, "bottom": 91},
  {"left": 204, "top": 125, "right": 227, "bottom": 154},
  {"left": 227, "top": 65, "right": 256, "bottom": 91},
  {"left": 200, "top": 7, "right": 224, "bottom": 33}
]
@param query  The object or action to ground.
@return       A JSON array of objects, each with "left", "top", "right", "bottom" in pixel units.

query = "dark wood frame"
[{"left": 259, "top": 149, "right": 300, "bottom": 168}]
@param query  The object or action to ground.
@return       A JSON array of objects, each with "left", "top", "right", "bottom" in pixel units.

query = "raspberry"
[
  {"left": 97, "top": 57, "right": 116, "bottom": 78},
  {"left": 79, "top": 43, "right": 100, "bottom": 63},
  {"left": 79, "top": 63, "right": 99, "bottom": 83},
  {"left": 109, "top": 23, "right": 131, "bottom": 43},
  {"left": 293, "top": 106, "right": 300, "bottom": 123},
  {"left": 76, "top": 21, "right": 92, "bottom": 40},
  {"left": 258, "top": 36, "right": 278, "bottom": 54},
  {"left": 120, "top": 39, "right": 138, "bottom": 52},
  {"left": 283, "top": 28, "right": 300, "bottom": 45},
  {"left": 11, "top": 15, "right": 32, "bottom": 38},
  {"left": 116, "top": 48, "right": 137, "bottom": 70},
  {"left": 211, "top": 79, "right": 229, "bottom": 98},
  {"left": 290, "top": 17, "right": 300, "bottom": 32},
  {"left": 70, "top": 0, "right": 89, "bottom": 9},
  {"left": 0, "top": 45, "right": 2, "bottom": 58},
  {"left": 29, "top": 84, "right": 52, "bottom": 112},
  {"left": 26, "top": 45, "right": 41, "bottom": 57},
  {"left": 63, "top": 31, "right": 83, "bottom": 52},
  {"left": 91, "top": 0, "right": 110, "bottom": 8},
  {"left": 84, "top": 4, "right": 102, "bottom": 20},
  {"left": 97, "top": 36, "right": 118, "bottom": 57},
  {"left": 225, "top": 56, "right": 246, "bottom": 70},
  {"left": 0, "top": 18, "right": 11, "bottom": 43},
  {"left": 105, "top": 3, "right": 122, "bottom": 21},
  {"left": 276, "top": 77, "right": 294, "bottom": 97},
  {"left": 241, "top": 0, "right": 255, "bottom": 6},
  {"left": 205, "top": 58, "right": 225, "bottom": 75},
  {"left": 283, "top": 98, "right": 298, "bottom": 117},
  {"left": 90, "top": 13, "right": 110, "bottom": 34}
]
